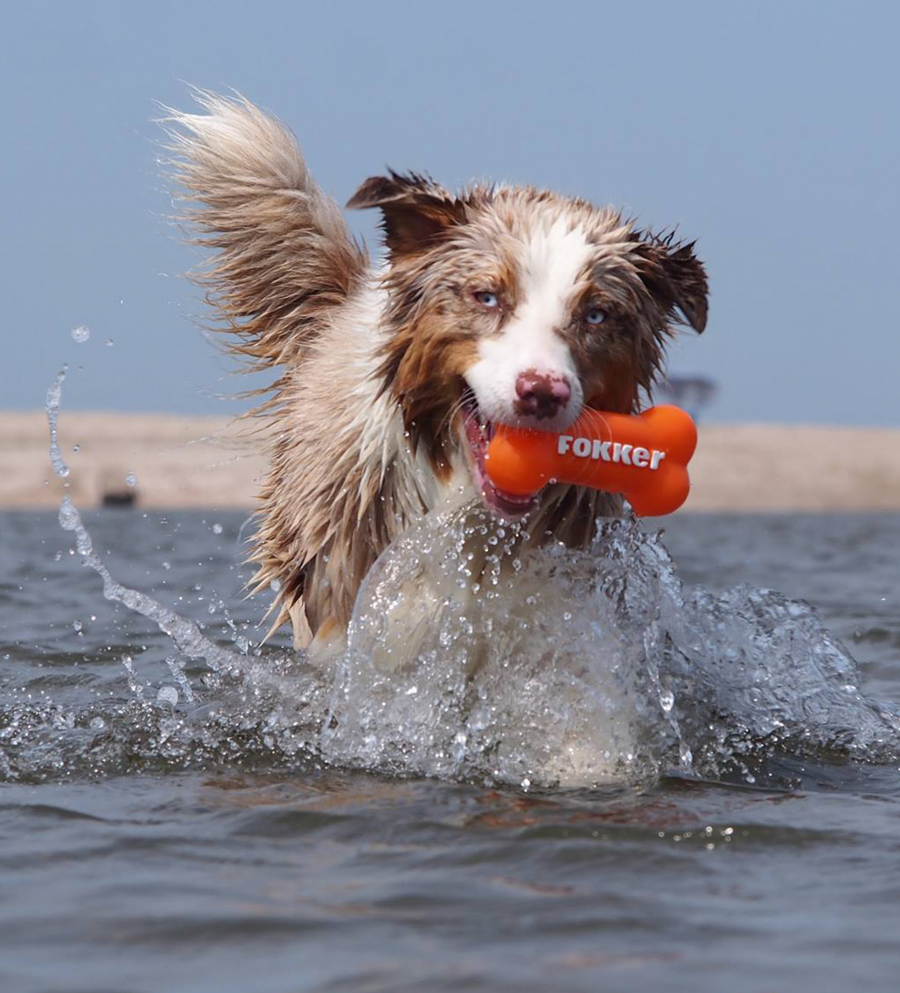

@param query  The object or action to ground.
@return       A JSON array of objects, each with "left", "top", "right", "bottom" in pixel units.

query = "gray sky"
[{"left": 3, "top": 0, "right": 898, "bottom": 425}]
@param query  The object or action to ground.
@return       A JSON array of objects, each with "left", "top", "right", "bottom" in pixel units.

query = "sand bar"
[{"left": 2, "top": 411, "right": 900, "bottom": 512}]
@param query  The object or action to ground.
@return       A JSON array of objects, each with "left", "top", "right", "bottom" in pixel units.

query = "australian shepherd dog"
[{"left": 166, "top": 93, "right": 708, "bottom": 659}]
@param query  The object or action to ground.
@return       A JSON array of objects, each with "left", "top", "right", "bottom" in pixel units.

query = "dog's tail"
[{"left": 162, "top": 91, "right": 367, "bottom": 380}]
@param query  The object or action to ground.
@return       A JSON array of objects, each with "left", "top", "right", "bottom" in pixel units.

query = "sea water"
[
  {"left": 2, "top": 509, "right": 900, "bottom": 991},
  {"left": 2, "top": 375, "right": 900, "bottom": 989}
]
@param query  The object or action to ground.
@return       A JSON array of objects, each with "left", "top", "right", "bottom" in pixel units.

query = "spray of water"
[
  {"left": 47, "top": 365, "right": 265, "bottom": 684},
  {"left": 318, "top": 503, "right": 900, "bottom": 786},
  {"left": 13, "top": 366, "right": 899, "bottom": 789},
  {"left": 46, "top": 366, "right": 71, "bottom": 480}
]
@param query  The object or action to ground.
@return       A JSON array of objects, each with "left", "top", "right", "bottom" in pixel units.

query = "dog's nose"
[{"left": 514, "top": 371, "right": 572, "bottom": 420}]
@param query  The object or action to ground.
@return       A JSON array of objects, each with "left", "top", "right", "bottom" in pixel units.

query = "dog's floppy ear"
[
  {"left": 633, "top": 232, "right": 709, "bottom": 333},
  {"left": 347, "top": 170, "right": 466, "bottom": 257}
]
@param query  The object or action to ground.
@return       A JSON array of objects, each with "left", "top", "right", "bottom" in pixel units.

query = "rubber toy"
[{"left": 484, "top": 405, "right": 697, "bottom": 517}]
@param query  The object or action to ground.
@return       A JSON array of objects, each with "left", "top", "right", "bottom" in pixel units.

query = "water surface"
[{"left": 2, "top": 509, "right": 900, "bottom": 992}]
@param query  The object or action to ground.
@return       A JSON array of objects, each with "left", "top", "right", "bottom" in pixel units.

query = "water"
[{"left": 3, "top": 506, "right": 900, "bottom": 992}]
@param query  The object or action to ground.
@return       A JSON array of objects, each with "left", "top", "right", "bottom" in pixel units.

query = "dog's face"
[{"left": 349, "top": 173, "right": 708, "bottom": 516}]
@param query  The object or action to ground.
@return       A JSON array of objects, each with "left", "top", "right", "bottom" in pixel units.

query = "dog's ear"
[
  {"left": 347, "top": 170, "right": 466, "bottom": 257},
  {"left": 633, "top": 232, "right": 709, "bottom": 333}
]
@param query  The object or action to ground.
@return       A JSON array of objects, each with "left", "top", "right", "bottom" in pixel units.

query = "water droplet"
[
  {"left": 72, "top": 444, "right": 80, "bottom": 453},
  {"left": 211, "top": 523, "right": 223, "bottom": 534},
  {"left": 72, "top": 619, "right": 82, "bottom": 632},
  {"left": 125, "top": 472, "right": 137, "bottom": 487},
  {"left": 156, "top": 685, "right": 178, "bottom": 707},
  {"left": 104, "top": 338, "right": 114, "bottom": 347},
  {"left": 659, "top": 689, "right": 675, "bottom": 712},
  {"left": 71, "top": 325, "right": 90, "bottom": 343}
]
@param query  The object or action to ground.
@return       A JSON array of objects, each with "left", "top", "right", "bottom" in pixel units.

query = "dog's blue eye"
[
  {"left": 475, "top": 291, "right": 500, "bottom": 309},
  {"left": 585, "top": 307, "right": 607, "bottom": 325}
]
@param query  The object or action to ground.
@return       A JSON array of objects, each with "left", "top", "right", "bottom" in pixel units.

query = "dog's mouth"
[{"left": 460, "top": 393, "right": 539, "bottom": 518}]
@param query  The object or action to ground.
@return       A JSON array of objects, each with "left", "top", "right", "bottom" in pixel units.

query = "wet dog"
[{"left": 166, "top": 93, "right": 708, "bottom": 657}]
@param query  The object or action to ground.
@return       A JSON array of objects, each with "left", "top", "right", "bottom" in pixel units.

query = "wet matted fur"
[{"left": 163, "top": 92, "right": 708, "bottom": 654}]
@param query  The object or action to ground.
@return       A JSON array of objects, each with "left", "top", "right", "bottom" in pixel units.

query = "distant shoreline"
[{"left": 4, "top": 410, "right": 900, "bottom": 512}]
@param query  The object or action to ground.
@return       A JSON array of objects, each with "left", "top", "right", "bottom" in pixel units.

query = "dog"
[{"left": 166, "top": 93, "right": 708, "bottom": 659}]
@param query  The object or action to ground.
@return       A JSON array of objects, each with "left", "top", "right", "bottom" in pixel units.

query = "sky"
[{"left": 2, "top": 0, "right": 898, "bottom": 425}]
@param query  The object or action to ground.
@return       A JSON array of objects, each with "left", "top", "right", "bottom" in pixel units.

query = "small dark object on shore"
[{"left": 102, "top": 489, "right": 137, "bottom": 508}]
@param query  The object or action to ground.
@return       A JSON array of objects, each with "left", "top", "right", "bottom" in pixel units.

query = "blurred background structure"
[{"left": 657, "top": 377, "right": 718, "bottom": 422}]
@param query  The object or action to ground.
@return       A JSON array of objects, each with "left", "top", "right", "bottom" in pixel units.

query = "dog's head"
[{"left": 349, "top": 172, "right": 708, "bottom": 517}]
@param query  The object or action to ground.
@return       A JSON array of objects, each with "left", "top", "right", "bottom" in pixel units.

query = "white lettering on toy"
[{"left": 556, "top": 434, "right": 666, "bottom": 470}]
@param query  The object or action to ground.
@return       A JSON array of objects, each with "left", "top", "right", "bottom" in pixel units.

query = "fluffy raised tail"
[{"left": 162, "top": 91, "right": 367, "bottom": 374}]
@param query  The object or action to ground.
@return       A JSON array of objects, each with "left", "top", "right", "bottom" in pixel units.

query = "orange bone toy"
[{"left": 484, "top": 405, "right": 697, "bottom": 517}]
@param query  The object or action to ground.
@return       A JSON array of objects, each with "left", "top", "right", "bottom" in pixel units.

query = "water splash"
[
  {"left": 12, "top": 368, "right": 900, "bottom": 788},
  {"left": 318, "top": 505, "right": 900, "bottom": 786},
  {"left": 19, "top": 493, "right": 900, "bottom": 789},
  {"left": 320, "top": 505, "right": 673, "bottom": 787},
  {"left": 44, "top": 367, "right": 304, "bottom": 701},
  {"left": 56, "top": 495, "right": 303, "bottom": 703},
  {"left": 46, "top": 366, "right": 70, "bottom": 479}
]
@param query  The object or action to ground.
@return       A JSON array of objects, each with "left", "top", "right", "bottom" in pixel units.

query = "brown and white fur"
[{"left": 165, "top": 93, "right": 708, "bottom": 657}]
